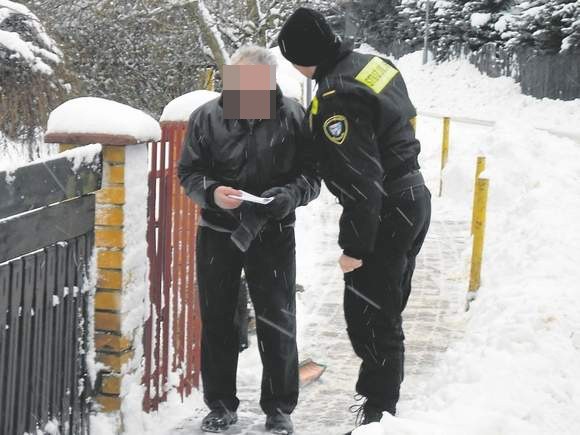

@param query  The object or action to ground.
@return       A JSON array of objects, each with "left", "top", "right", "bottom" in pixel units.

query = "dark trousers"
[
  {"left": 196, "top": 225, "right": 299, "bottom": 415},
  {"left": 344, "top": 185, "right": 431, "bottom": 414}
]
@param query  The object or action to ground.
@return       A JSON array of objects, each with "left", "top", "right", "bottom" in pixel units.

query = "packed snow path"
[{"left": 170, "top": 191, "right": 470, "bottom": 435}]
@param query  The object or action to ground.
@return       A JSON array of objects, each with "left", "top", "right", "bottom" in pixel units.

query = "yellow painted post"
[
  {"left": 438, "top": 116, "right": 450, "bottom": 197},
  {"left": 204, "top": 68, "right": 215, "bottom": 91},
  {"left": 471, "top": 156, "right": 486, "bottom": 234},
  {"left": 468, "top": 176, "right": 489, "bottom": 296}
]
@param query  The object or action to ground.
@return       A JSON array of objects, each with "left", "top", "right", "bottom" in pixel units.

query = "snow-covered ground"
[{"left": 354, "top": 51, "right": 580, "bottom": 434}]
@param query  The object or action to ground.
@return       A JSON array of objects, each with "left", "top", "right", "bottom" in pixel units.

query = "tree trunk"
[
  {"left": 186, "top": 1, "right": 229, "bottom": 71},
  {"left": 246, "top": 0, "right": 266, "bottom": 46}
]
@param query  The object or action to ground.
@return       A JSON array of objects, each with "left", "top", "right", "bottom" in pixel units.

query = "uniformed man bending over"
[{"left": 278, "top": 8, "right": 432, "bottom": 432}]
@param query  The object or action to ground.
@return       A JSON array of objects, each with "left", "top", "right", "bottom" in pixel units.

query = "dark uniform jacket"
[
  {"left": 308, "top": 41, "right": 422, "bottom": 259},
  {"left": 178, "top": 87, "right": 321, "bottom": 232}
]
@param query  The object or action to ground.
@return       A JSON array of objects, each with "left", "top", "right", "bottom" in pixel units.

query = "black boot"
[
  {"left": 345, "top": 398, "right": 385, "bottom": 434},
  {"left": 265, "top": 412, "right": 294, "bottom": 434},
  {"left": 201, "top": 409, "right": 238, "bottom": 433}
]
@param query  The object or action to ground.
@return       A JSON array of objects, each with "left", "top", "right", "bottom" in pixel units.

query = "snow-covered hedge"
[
  {"left": 395, "top": 0, "right": 580, "bottom": 56},
  {"left": 0, "top": 0, "right": 70, "bottom": 145},
  {"left": 0, "top": 0, "right": 63, "bottom": 75}
]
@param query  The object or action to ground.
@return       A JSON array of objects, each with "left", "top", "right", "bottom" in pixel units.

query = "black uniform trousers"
[
  {"left": 344, "top": 184, "right": 431, "bottom": 415},
  {"left": 196, "top": 225, "right": 299, "bottom": 416}
]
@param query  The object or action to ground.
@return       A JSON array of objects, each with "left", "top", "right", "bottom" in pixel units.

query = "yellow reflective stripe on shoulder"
[
  {"left": 309, "top": 96, "right": 319, "bottom": 131},
  {"left": 355, "top": 56, "right": 399, "bottom": 94},
  {"left": 310, "top": 96, "right": 319, "bottom": 115}
]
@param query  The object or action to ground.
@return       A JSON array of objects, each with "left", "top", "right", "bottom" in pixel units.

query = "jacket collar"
[{"left": 313, "top": 40, "right": 354, "bottom": 84}]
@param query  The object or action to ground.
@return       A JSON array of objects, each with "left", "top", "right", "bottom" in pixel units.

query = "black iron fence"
[{"left": 0, "top": 146, "right": 102, "bottom": 435}]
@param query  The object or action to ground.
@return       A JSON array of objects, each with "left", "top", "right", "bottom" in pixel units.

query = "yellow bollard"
[
  {"left": 204, "top": 68, "right": 215, "bottom": 91},
  {"left": 471, "top": 156, "right": 486, "bottom": 234},
  {"left": 438, "top": 116, "right": 450, "bottom": 197},
  {"left": 468, "top": 176, "right": 489, "bottom": 295}
]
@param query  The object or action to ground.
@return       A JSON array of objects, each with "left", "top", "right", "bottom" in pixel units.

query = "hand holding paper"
[
  {"left": 214, "top": 186, "right": 243, "bottom": 209},
  {"left": 227, "top": 190, "right": 275, "bottom": 205}
]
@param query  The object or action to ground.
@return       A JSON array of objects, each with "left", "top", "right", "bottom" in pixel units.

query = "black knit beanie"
[{"left": 277, "top": 7, "right": 340, "bottom": 67}]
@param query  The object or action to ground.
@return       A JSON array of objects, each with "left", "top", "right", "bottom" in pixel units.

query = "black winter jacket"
[
  {"left": 178, "top": 87, "right": 321, "bottom": 231},
  {"left": 307, "top": 42, "right": 422, "bottom": 259}
]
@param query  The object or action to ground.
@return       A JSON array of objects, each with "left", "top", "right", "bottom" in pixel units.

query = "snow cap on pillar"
[
  {"left": 277, "top": 7, "right": 341, "bottom": 67},
  {"left": 160, "top": 90, "right": 220, "bottom": 124},
  {"left": 45, "top": 97, "right": 161, "bottom": 145}
]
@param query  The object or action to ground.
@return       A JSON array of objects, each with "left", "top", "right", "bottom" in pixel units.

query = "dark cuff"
[
  {"left": 205, "top": 183, "right": 220, "bottom": 208},
  {"left": 343, "top": 248, "right": 364, "bottom": 260}
]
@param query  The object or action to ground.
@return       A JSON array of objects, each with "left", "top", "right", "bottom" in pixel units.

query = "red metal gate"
[{"left": 143, "top": 121, "right": 202, "bottom": 412}]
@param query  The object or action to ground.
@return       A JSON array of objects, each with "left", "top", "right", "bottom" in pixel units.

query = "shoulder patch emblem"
[
  {"left": 355, "top": 56, "right": 399, "bottom": 94},
  {"left": 323, "top": 115, "right": 348, "bottom": 145}
]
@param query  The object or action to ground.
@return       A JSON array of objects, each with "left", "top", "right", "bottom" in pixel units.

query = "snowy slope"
[{"left": 352, "top": 51, "right": 580, "bottom": 435}]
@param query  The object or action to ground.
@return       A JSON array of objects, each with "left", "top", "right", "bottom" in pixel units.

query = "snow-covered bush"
[
  {"left": 0, "top": 0, "right": 70, "bottom": 146},
  {"left": 380, "top": 0, "right": 579, "bottom": 60},
  {"left": 506, "top": 0, "right": 580, "bottom": 53}
]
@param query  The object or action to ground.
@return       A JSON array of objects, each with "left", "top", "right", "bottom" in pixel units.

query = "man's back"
[{"left": 312, "top": 46, "right": 421, "bottom": 182}]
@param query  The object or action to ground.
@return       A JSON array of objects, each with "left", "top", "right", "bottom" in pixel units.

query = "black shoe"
[
  {"left": 201, "top": 409, "right": 238, "bottom": 433},
  {"left": 265, "top": 412, "right": 294, "bottom": 434}
]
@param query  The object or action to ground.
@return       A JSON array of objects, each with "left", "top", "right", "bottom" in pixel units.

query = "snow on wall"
[
  {"left": 118, "top": 143, "right": 151, "bottom": 431},
  {"left": 46, "top": 97, "right": 161, "bottom": 142},
  {"left": 1, "top": 142, "right": 102, "bottom": 187},
  {"left": 160, "top": 90, "right": 219, "bottom": 123}
]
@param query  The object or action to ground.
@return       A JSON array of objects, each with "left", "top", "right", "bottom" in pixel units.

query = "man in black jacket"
[
  {"left": 178, "top": 45, "right": 320, "bottom": 434},
  {"left": 278, "top": 8, "right": 431, "bottom": 432}
]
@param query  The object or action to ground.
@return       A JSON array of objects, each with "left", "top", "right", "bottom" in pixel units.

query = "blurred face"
[
  {"left": 222, "top": 64, "right": 277, "bottom": 119},
  {"left": 292, "top": 64, "right": 316, "bottom": 79}
]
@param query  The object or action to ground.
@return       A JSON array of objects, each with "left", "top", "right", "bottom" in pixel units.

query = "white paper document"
[{"left": 227, "top": 190, "right": 274, "bottom": 205}]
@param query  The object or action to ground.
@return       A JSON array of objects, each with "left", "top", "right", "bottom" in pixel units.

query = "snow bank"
[
  {"left": 46, "top": 97, "right": 161, "bottom": 142},
  {"left": 160, "top": 90, "right": 219, "bottom": 123},
  {"left": 396, "top": 51, "right": 580, "bottom": 136},
  {"left": 372, "top": 51, "right": 580, "bottom": 435}
]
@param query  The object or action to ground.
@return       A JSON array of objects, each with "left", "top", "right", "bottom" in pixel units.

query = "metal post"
[
  {"left": 471, "top": 156, "right": 486, "bottom": 234},
  {"left": 204, "top": 68, "right": 215, "bottom": 91},
  {"left": 423, "top": 0, "right": 431, "bottom": 64},
  {"left": 438, "top": 116, "right": 450, "bottom": 197},
  {"left": 468, "top": 175, "right": 490, "bottom": 295}
]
